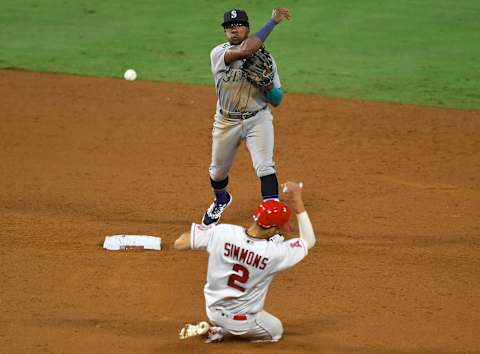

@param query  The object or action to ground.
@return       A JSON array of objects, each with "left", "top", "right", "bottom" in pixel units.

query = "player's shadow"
[{"left": 283, "top": 315, "right": 337, "bottom": 337}]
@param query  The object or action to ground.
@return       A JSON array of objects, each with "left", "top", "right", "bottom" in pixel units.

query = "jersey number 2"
[{"left": 227, "top": 264, "right": 249, "bottom": 292}]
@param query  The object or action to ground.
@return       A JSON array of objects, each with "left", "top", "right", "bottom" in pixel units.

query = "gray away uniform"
[{"left": 209, "top": 42, "right": 281, "bottom": 182}]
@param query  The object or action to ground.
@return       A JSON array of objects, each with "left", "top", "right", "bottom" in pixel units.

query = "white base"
[{"left": 103, "top": 235, "right": 162, "bottom": 250}]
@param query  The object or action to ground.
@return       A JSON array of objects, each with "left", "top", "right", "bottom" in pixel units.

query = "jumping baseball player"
[
  {"left": 201, "top": 8, "right": 291, "bottom": 226},
  {"left": 175, "top": 181, "right": 316, "bottom": 343}
]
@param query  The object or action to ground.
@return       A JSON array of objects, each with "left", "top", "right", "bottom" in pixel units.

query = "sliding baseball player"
[{"left": 175, "top": 181, "right": 316, "bottom": 342}]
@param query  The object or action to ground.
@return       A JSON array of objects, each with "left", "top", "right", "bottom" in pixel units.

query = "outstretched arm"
[
  {"left": 282, "top": 181, "right": 316, "bottom": 249},
  {"left": 225, "top": 8, "right": 291, "bottom": 64},
  {"left": 174, "top": 232, "right": 191, "bottom": 250}
]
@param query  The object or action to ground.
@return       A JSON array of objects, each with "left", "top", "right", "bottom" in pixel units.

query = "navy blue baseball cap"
[{"left": 222, "top": 9, "right": 249, "bottom": 27}]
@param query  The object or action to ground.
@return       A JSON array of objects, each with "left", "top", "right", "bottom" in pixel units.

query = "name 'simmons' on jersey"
[{"left": 224, "top": 242, "right": 269, "bottom": 270}]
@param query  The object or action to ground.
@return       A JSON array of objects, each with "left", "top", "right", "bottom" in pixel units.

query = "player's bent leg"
[
  {"left": 245, "top": 111, "right": 277, "bottom": 199},
  {"left": 206, "top": 308, "right": 282, "bottom": 343},
  {"left": 203, "top": 117, "right": 242, "bottom": 225},
  {"left": 248, "top": 311, "right": 284, "bottom": 342},
  {"left": 209, "top": 116, "right": 242, "bottom": 182},
  {"left": 208, "top": 166, "right": 230, "bottom": 185}
]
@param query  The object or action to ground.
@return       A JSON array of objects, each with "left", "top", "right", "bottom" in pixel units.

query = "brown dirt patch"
[{"left": 1, "top": 70, "right": 479, "bottom": 354}]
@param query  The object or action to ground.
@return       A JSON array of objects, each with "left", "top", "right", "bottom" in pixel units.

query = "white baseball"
[{"left": 124, "top": 69, "right": 137, "bottom": 81}]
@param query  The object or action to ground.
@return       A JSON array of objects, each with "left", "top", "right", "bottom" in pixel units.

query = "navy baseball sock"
[
  {"left": 260, "top": 173, "right": 278, "bottom": 200},
  {"left": 210, "top": 177, "right": 230, "bottom": 203},
  {"left": 214, "top": 190, "right": 229, "bottom": 204}
]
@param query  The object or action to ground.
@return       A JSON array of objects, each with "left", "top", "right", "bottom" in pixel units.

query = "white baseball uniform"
[
  {"left": 190, "top": 222, "right": 308, "bottom": 342},
  {"left": 209, "top": 43, "right": 281, "bottom": 181}
]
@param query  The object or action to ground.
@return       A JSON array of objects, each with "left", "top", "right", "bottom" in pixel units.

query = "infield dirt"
[{"left": 1, "top": 70, "right": 479, "bottom": 354}]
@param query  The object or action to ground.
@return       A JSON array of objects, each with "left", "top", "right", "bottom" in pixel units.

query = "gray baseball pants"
[{"left": 209, "top": 109, "right": 276, "bottom": 182}]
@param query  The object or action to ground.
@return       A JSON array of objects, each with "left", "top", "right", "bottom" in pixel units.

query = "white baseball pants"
[{"left": 206, "top": 307, "right": 283, "bottom": 342}]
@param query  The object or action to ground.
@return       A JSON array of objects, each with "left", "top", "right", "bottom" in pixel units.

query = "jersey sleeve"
[
  {"left": 190, "top": 223, "right": 215, "bottom": 251},
  {"left": 271, "top": 56, "right": 281, "bottom": 88},
  {"left": 271, "top": 238, "right": 308, "bottom": 272},
  {"left": 210, "top": 44, "right": 229, "bottom": 77}
]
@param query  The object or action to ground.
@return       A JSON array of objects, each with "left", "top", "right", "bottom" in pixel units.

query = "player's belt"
[
  {"left": 220, "top": 106, "right": 267, "bottom": 120},
  {"left": 221, "top": 313, "right": 249, "bottom": 320},
  {"left": 216, "top": 309, "right": 250, "bottom": 321}
]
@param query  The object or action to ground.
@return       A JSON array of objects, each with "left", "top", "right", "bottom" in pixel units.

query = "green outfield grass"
[{"left": 1, "top": 0, "right": 479, "bottom": 109}]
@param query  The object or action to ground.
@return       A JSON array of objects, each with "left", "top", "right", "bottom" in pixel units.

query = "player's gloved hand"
[
  {"left": 281, "top": 181, "right": 305, "bottom": 214},
  {"left": 272, "top": 8, "right": 291, "bottom": 24},
  {"left": 241, "top": 47, "right": 274, "bottom": 89}
]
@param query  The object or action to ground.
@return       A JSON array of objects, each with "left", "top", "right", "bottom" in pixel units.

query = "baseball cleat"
[
  {"left": 202, "top": 192, "right": 233, "bottom": 226},
  {"left": 179, "top": 321, "right": 210, "bottom": 340}
]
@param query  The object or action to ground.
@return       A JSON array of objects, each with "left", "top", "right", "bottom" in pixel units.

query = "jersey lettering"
[
  {"left": 227, "top": 263, "right": 249, "bottom": 292},
  {"left": 239, "top": 248, "right": 248, "bottom": 262},
  {"left": 260, "top": 258, "right": 268, "bottom": 270},
  {"left": 222, "top": 68, "right": 246, "bottom": 83},
  {"left": 224, "top": 242, "right": 231, "bottom": 256},
  {"left": 246, "top": 252, "right": 254, "bottom": 264},
  {"left": 232, "top": 244, "right": 240, "bottom": 258},
  {"left": 224, "top": 242, "right": 269, "bottom": 270},
  {"left": 252, "top": 254, "right": 262, "bottom": 268}
]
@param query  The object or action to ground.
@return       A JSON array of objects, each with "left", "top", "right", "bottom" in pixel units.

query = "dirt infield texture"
[{"left": 1, "top": 70, "right": 479, "bottom": 354}]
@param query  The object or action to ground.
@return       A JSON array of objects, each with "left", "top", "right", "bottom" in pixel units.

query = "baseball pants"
[
  {"left": 206, "top": 307, "right": 283, "bottom": 342},
  {"left": 209, "top": 109, "right": 276, "bottom": 182}
]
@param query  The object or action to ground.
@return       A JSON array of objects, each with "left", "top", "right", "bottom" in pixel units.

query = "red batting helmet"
[{"left": 253, "top": 200, "right": 292, "bottom": 231}]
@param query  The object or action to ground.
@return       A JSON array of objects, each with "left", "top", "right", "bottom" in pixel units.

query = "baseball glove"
[{"left": 241, "top": 47, "right": 274, "bottom": 89}]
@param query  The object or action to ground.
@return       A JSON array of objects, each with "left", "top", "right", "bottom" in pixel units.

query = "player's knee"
[
  {"left": 209, "top": 166, "right": 228, "bottom": 182},
  {"left": 270, "top": 318, "right": 283, "bottom": 341},
  {"left": 255, "top": 164, "right": 276, "bottom": 178}
]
